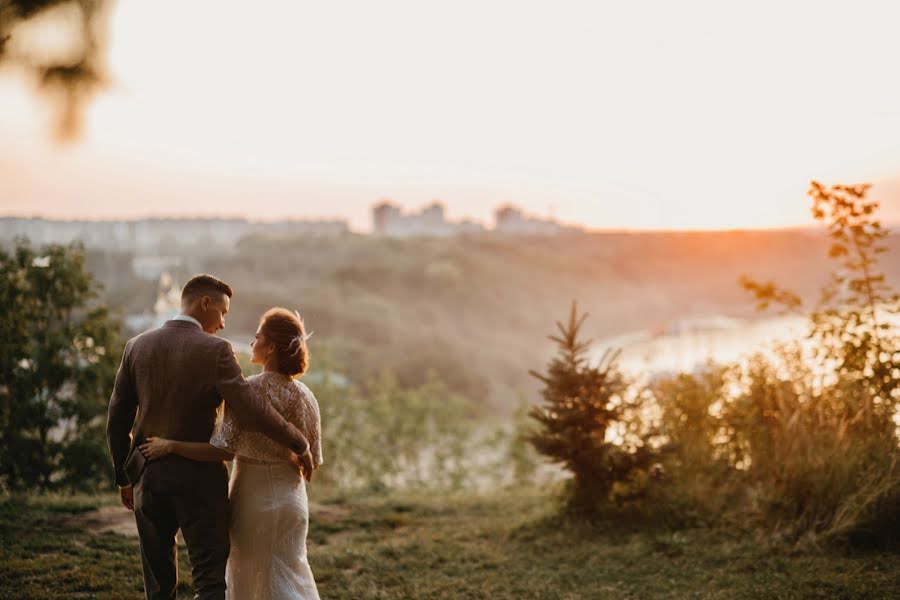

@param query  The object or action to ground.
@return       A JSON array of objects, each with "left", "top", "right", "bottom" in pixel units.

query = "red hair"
[{"left": 259, "top": 307, "right": 309, "bottom": 377}]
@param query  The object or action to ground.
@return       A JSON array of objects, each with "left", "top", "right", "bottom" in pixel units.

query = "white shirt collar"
[{"left": 172, "top": 314, "right": 202, "bottom": 329}]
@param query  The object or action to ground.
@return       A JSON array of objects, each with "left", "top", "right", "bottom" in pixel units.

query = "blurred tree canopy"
[
  {"left": 0, "top": 0, "right": 111, "bottom": 139},
  {"left": 0, "top": 238, "right": 121, "bottom": 490}
]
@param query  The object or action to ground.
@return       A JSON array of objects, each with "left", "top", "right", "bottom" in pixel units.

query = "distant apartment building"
[
  {"left": 371, "top": 201, "right": 582, "bottom": 237},
  {"left": 0, "top": 217, "right": 349, "bottom": 251},
  {"left": 372, "top": 201, "right": 485, "bottom": 237},
  {"left": 494, "top": 205, "right": 582, "bottom": 236}
]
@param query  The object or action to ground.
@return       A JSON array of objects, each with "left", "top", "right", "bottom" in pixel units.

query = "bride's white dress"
[{"left": 210, "top": 371, "right": 324, "bottom": 600}]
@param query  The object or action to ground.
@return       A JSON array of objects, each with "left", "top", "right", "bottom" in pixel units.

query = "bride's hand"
[
  {"left": 139, "top": 437, "right": 174, "bottom": 461},
  {"left": 290, "top": 448, "right": 315, "bottom": 482}
]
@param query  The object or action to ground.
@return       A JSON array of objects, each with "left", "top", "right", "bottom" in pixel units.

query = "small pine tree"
[{"left": 528, "top": 302, "right": 655, "bottom": 514}]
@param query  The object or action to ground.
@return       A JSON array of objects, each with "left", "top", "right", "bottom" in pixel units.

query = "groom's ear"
[{"left": 199, "top": 296, "right": 210, "bottom": 312}]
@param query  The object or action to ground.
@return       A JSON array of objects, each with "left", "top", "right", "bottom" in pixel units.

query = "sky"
[{"left": 2, "top": 0, "right": 900, "bottom": 232}]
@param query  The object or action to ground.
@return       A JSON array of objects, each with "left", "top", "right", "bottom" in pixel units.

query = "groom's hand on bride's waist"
[{"left": 290, "top": 448, "right": 314, "bottom": 482}]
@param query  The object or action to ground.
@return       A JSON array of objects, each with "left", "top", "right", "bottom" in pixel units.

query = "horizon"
[{"left": 0, "top": 208, "right": 878, "bottom": 235}]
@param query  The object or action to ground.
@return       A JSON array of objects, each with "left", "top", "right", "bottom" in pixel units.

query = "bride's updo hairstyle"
[{"left": 259, "top": 307, "right": 309, "bottom": 377}]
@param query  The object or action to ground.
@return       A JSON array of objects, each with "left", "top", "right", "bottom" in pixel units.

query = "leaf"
[{"left": 828, "top": 244, "right": 848, "bottom": 258}]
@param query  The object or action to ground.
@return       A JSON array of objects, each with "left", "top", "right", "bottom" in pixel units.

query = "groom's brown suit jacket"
[{"left": 106, "top": 319, "right": 305, "bottom": 487}]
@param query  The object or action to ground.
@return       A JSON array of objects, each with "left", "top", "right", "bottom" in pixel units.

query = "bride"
[{"left": 140, "top": 307, "right": 323, "bottom": 600}]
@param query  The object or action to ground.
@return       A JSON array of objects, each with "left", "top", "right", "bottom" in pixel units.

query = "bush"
[
  {"left": 311, "top": 357, "right": 474, "bottom": 492},
  {"left": 720, "top": 347, "right": 900, "bottom": 546},
  {"left": 651, "top": 366, "right": 737, "bottom": 523},
  {"left": 650, "top": 181, "right": 900, "bottom": 546}
]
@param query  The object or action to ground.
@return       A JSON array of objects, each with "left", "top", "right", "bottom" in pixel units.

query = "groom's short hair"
[{"left": 181, "top": 274, "right": 233, "bottom": 303}]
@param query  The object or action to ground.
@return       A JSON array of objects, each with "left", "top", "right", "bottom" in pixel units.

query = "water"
[
  {"left": 595, "top": 312, "right": 810, "bottom": 377},
  {"left": 594, "top": 309, "right": 900, "bottom": 436}
]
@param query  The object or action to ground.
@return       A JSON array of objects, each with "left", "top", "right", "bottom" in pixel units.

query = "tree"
[
  {"left": 528, "top": 302, "right": 656, "bottom": 514},
  {"left": 0, "top": 0, "right": 111, "bottom": 139},
  {"left": 0, "top": 238, "right": 120, "bottom": 490}
]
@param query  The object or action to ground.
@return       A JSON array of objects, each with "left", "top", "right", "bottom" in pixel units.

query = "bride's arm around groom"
[{"left": 106, "top": 274, "right": 315, "bottom": 505}]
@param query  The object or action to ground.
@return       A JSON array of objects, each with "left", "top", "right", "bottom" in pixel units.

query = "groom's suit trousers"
[{"left": 134, "top": 455, "right": 230, "bottom": 600}]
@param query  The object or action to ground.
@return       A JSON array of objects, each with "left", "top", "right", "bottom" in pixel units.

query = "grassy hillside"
[
  {"left": 2, "top": 490, "right": 898, "bottom": 599},
  {"left": 86, "top": 230, "right": 900, "bottom": 411}
]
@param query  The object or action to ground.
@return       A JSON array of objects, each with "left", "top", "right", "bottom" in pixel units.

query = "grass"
[
  {"left": 0, "top": 493, "right": 193, "bottom": 599},
  {"left": 1, "top": 488, "right": 898, "bottom": 599}
]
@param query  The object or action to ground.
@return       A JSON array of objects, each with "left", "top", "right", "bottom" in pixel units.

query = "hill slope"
[{"left": 87, "top": 229, "right": 900, "bottom": 411}]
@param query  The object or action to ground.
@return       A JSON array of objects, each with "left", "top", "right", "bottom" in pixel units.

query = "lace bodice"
[{"left": 211, "top": 371, "right": 323, "bottom": 467}]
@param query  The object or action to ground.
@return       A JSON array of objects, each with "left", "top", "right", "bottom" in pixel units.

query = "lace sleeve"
[
  {"left": 210, "top": 404, "right": 241, "bottom": 452},
  {"left": 295, "top": 381, "right": 324, "bottom": 467}
]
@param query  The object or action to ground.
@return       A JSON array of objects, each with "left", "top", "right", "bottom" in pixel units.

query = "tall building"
[
  {"left": 372, "top": 202, "right": 403, "bottom": 234},
  {"left": 371, "top": 201, "right": 485, "bottom": 237},
  {"left": 494, "top": 205, "right": 579, "bottom": 235}
]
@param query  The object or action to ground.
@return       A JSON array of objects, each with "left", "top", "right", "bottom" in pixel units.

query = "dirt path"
[
  {"left": 76, "top": 505, "right": 139, "bottom": 537},
  {"left": 74, "top": 501, "right": 350, "bottom": 539}
]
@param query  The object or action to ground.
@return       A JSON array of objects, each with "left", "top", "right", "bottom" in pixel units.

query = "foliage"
[
  {"left": 0, "top": 239, "right": 121, "bottom": 490},
  {"left": 720, "top": 348, "right": 900, "bottom": 546},
  {"left": 0, "top": 0, "right": 111, "bottom": 139},
  {"left": 804, "top": 182, "right": 900, "bottom": 429},
  {"left": 504, "top": 395, "right": 542, "bottom": 487},
  {"left": 650, "top": 366, "right": 738, "bottom": 522},
  {"left": 77, "top": 228, "right": 900, "bottom": 416},
  {"left": 744, "top": 182, "right": 900, "bottom": 429},
  {"left": 527, "top": 302, "right": 658, "bottom": 514},
  {"left": 675, "top": 180, "right": 900, "bottom": 546},
  {"left": 310, "top": 355, "right": 474, "bottom": 492},
  {"left": 306, "top": 354, "right": 547, "bottom": 494}
]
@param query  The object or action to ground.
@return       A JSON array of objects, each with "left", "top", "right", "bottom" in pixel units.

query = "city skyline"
[
  {"left": 0, "top": 200, "right": 579, "bottom": 234},
  {"left": 3, "top": 187, "right": 900, "bottom": 233}
]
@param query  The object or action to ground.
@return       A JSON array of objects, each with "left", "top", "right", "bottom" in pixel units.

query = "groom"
[{"left": 106, "top": 274, "right": 314, "bottom": 600}]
